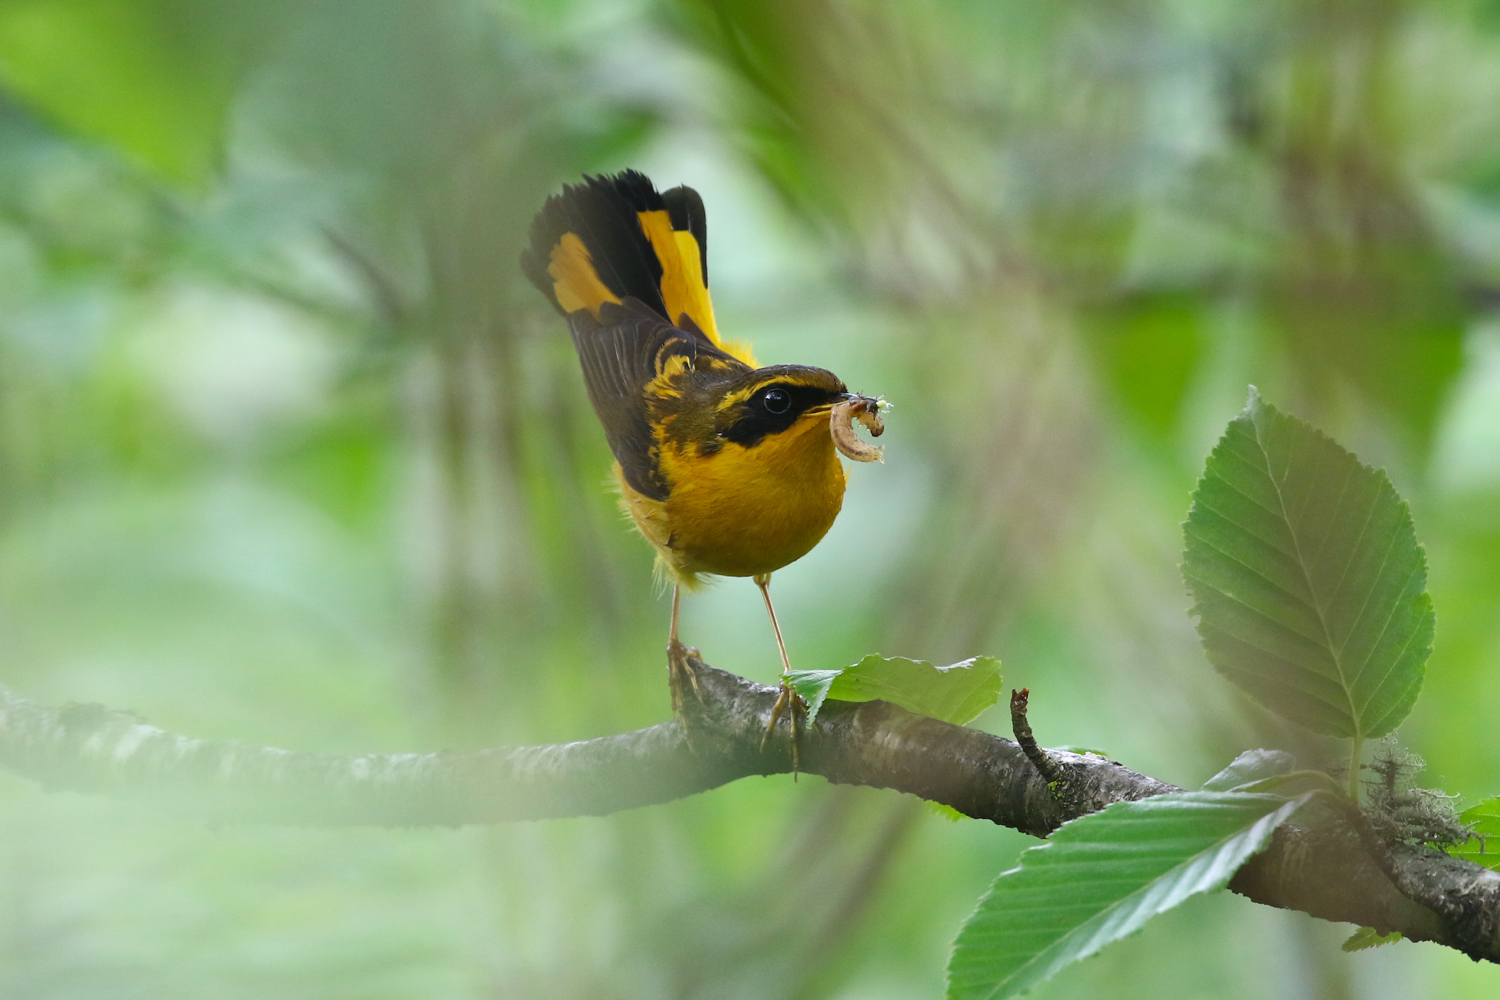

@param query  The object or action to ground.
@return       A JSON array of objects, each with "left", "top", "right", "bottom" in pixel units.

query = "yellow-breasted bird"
[{"left": 521, "top": 170, "right": 883, "bottom": 742}]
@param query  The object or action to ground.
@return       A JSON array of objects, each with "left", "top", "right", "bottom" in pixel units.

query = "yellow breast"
[{"left": 616, "top": 413, "right": 847, "bottom": 586}]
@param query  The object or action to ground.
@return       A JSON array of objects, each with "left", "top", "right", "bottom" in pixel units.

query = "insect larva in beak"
[{"left": 831, "top": 397, "right": 886, "bottom": 463}]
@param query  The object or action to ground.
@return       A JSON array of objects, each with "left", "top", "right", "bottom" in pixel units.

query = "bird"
[{"left": 521, "top": 170, "right": 884, "bottom": 746}]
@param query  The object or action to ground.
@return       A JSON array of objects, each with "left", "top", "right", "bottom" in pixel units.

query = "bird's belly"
[{"left": 661, "top": 433, "right": 847, "bottom": 579}]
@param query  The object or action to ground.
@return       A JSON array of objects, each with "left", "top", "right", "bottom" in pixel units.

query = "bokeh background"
[{"left": 0, "top": 0, "right": 1498, "bottom": 997}]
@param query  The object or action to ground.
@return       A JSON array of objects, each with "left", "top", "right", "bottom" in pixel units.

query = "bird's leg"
[
  {"left": 666, "top": 584, "right": 700, "bottom": 713},
  {"left": 756, "top": 573, "right": 805, "bottom": 770}
]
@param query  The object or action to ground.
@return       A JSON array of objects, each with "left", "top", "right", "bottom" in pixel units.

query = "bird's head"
[
  {"left": 651, "top": 363, "right": 881, "bottom": 460},
  {"left": 711, "top": 365, "right": 857, "bottom": 449}
]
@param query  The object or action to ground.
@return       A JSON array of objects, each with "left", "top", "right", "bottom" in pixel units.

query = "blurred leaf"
[
  {"left": 1183, "top": 388, "right": 1432, "bottom": 740},
  {"left": 926, "top": 801, "right": 966, "bottom": 823},
  {"left": 669, "top": 0, "right": 823, "bottom": 212},
  {"left": 1085, "top": 292, "right": 1203, "bottom": 437},
  {"left": 791, "top": 656, "right": 1001, "bottom": 728},
  {"left": 1342, "top": 926, "right": 1403, "bottom": 952},
  {"left": 1201, "top": 749, "right": 1298, "bottom": 791},
  {"left": 0, "top": 0, "right": 279, "bottom": 185},
  {"left": 947, "top": 789, "right": 1313, "bottom": 1000},
  {"left": 1052, "top": 745, "right": 1111, "bottom": 757},
  {"left": 1278, "top": 305, "right": 1465, "bottom": 448},
  {"left": 1270, "top": 228, "right": 1467, "bottom": 447},
  {"left": 1200, "top": 749, "right": 1345, "bottom": 799},
  {"left": 1450, "top": 797, "right": 1500, "bottom": 871}
]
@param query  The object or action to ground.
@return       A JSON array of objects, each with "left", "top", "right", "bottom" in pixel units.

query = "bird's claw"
[
  {"left": 761, "top": 678, "right": 806, "bottom": 774},
  {"left": 667, "top": 638, "right": 703, "bottom": 715}
]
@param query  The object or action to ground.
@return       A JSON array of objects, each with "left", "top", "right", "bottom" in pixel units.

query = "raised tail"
[{"left": 521, "top": 171, "right": 755, "bottom": 366}]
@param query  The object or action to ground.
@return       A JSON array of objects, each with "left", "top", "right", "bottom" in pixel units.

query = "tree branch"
[{"left": 2, "top": 659, "right": 1496, "bottom": 963}]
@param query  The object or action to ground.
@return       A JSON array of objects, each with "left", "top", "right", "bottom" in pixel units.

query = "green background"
[{"left": 0, "top": 0, "right": 1498, "bottom": 996}]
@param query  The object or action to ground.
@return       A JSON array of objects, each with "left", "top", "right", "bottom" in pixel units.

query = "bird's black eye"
[{"left": 762, "top": 388, "right": 791, "bottom": 414}]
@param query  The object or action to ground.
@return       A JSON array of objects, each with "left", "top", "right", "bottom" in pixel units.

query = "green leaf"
[
  {"left": 791, "top": 656, "right": 1002, "bottom": 728},
  {"left": 1183, "top": 387, "right": 1433, "bottom": 740},
  {"left": 947, "top": 789, "right": 1311, "bottom": 1000},
  {"left": 1342, "top": 927, "right": 1403, "bottom": 951},
  {"left": 829, "top": 655, "right": 1002, "bottom": 725},
  {"left": 1201, "top": 750, "right": 1342, "bottom": 797},
  {"left": 1460, "top": 796, "right": 1500, "bottom": 830},
  {"left": 793, "top": 655, "right": 999, "bottom": 822},
  {"left": 1201, "top": 749, "right": 1298, "bottom": 791},
  {"left": 926, "top": 801, "right": 967, "bottom": 823},
  {"left": 786, "top": 669, "right": 842, "bottom": 723},
  {"left": 1450, "top": 797, "right": 1500, "bottom": 871},
  {"left": 1052, "top": 745, "right": 1111, "bottom": 758}
]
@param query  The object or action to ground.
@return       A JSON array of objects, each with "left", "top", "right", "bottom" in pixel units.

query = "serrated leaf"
[
  {"left": 786, "top": 670, "right": 842, "bottom": 724},
  {"left": 947, "top": 790, "right": 1311, "bottom": 1000},
  {"left": 1342, "top": 926, "right": 1403, "bottom": 951},
  {"left": 1183, "top": 387, "right": 1432, "bottom": 740},
  {"left": 828, "top": 655, "right": 1002, "bottom": 726},
  {"left": 927, "top": 801, "right": 966, "bottom": 823},
  {"left": 1450, "top": 797, "right": 1500, "bottom": 871}
]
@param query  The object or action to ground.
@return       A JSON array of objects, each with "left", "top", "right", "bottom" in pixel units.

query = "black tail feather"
[{"left": 522, "top": 170, "right": 672, "bottom": 320}]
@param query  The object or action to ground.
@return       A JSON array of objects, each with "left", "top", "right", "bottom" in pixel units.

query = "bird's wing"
[{"left": 568, "top": 299, "right": 749, "bottom": 501}]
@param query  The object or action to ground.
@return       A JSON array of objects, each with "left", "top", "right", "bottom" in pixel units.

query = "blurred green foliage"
[{"left": 0, "top": 0, "right": 1498, "bottom": 997}]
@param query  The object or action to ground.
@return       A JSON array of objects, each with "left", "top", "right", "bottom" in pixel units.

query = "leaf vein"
[{"left": 1250, "top": 417, "right": 1356, "bottom": 732}]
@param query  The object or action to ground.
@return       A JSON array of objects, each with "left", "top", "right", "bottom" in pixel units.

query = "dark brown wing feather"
[{"left": 569, "top": 299, "right": 748, "bottom": 500}]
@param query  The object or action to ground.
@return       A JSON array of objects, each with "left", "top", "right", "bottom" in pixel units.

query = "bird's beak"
[{"left": 809, "top": 392, "right": 883, "bottom": 418}]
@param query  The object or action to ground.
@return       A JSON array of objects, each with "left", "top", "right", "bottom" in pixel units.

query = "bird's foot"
[
  {"left": 667, "top": 637, "right": 703, "bottom": 716},
  {"left": 761, "top": 677, "right": 806, "bottom": 774}
]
